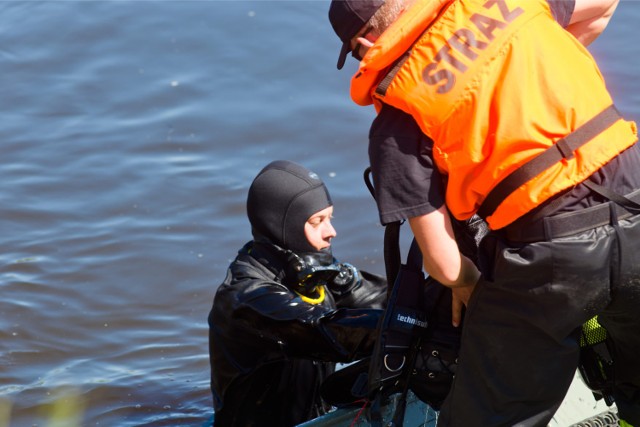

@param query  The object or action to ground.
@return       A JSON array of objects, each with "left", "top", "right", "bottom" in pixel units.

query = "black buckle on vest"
[{"left": 555, "top": 138, "right": 574, "bottom": 160}]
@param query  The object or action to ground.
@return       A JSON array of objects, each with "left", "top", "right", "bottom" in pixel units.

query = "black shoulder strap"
[
  {"left": 383, "top": 222, "right": 402, "bottom": 298},
  {"left": 364, "top": 167, "right": 403, "bottom": 294},
  {"left": 368, "top": 237, "right": 426, "bottom": 427},
  {"left": 477, "top": 105, "right": 622, "bottom": 219},
  {"left": 375, "top": 52, "right": 411, "bottom": 97},
  {"left": 363, "top": 167, "right": 424, "bottom": 426},
  {"left": 583, "top": 180, "right": 640, "bottom": 215}
]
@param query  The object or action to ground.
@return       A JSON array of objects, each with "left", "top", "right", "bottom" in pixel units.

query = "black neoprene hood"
[{"left": 247, "top": 160, "right": 333, "bottom": 253}]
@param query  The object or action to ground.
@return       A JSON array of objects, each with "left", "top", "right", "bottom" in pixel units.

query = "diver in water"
[{"left": 208, "top": 160, "right": 387, "bottom": 426}]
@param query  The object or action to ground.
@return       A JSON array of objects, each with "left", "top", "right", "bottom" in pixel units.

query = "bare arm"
[
  {"left": 565, "top": 0, "right": 619, "bottom": 45},
  {"left": 408, "top": 206, "right": 480, "bottom": 326}
]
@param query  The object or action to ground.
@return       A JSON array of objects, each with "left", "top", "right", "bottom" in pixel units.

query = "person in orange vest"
[{"left": 329, "top": 0, "right": 640, "bottom": 425}]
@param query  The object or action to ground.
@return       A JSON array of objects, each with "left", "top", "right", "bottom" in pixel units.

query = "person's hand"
[
  {"left": 451, "top": 284, "right": 475, "bottom": 327},
  {"left": 327, "top": 262, "right": 361, "bottom": 296},
  {"left": 286, "top": 252, "right": 339, "bottom": 290},
  {"left": 449, "top": 256, "right": 480, "bottom": 327}
]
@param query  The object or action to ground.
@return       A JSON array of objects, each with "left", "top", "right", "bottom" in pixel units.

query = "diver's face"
[{"left": 304, "top": 206, "right": 336, "bottom": 250}]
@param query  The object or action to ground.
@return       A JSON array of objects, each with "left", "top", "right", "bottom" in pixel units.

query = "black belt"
[{"left": 502, "top": 188, "right": 640, "bottom": 243}]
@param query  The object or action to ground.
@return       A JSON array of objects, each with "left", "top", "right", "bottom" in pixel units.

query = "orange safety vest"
[{"left": 351, "top": 0, "right": 638, "bottom": 229}]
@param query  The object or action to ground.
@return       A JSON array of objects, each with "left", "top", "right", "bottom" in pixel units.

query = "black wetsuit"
[{"left": 208, "top": 240, "right": 387, "bottom": 426}]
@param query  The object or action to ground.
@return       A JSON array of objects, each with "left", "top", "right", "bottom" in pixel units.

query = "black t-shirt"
[
  {"left": 368, "top": 0, "right": 640, "bottom": 227},
  {"left": 368, "top": 105, "right": 445, "bottom": 223},
  {"left": 547, "top": 0, "right": 575, "bottom": 27}
]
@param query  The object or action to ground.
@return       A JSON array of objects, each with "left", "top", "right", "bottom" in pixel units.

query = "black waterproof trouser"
[{"left": 438, "top": 204, "right": 640, "bottom": 426}]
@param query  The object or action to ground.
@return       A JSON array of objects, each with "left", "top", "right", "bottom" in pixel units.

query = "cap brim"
[{"left": 337, "top": 41, "right": 350, "bottom": 70}]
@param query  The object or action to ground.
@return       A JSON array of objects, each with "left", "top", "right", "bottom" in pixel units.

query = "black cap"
[
  {"left": 247, "top": 160, "right": 333, "bottom": 253},
  {"left": 329, "top": 0, "right": 385, "bottom": 70}
]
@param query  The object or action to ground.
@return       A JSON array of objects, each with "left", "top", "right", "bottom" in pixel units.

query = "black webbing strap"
[
  {"left": 363, "top": 166, "right": 423, "bottom": 426},
  {"left": 583, "top": 180, "right": 640, "bottom": 215},
  {"left": 477, "top": 105, "right": 622, "bottom": 219},
  {"left": 363, "top": 167, "right": 403, "bottom": 297},
  {"left": 364, "top": 166, "right": 376, "bottom": 201},
  {"left": 383, "top": 222, "right": 402, "bottom": 299},
  {"left": 369, "top": 238, "right": 424, "bottom": 427},
  {"left": 375, "top": 51, "right": 411, "bottom": 97}
]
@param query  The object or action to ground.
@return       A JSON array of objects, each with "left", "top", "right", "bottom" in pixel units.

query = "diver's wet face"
[{"left": 304, "top": 206, "right": 336, "bottom": 251}]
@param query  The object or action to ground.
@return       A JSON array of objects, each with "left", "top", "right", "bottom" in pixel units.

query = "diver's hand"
[
  {"left": 285, "top": 252, "right": 340, "bottom": 290},
  {"left": 327, "top": 263, "right": 361, "bottom": 296}
]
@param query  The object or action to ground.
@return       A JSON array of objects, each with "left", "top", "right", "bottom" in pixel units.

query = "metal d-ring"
[{"left": 383, "top": 354, "right": 406, "bottom": 372}]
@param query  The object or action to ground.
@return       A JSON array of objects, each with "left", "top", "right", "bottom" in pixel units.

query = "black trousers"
[{"left": 438, "top": 209, "right": 640, "bottom": 426}]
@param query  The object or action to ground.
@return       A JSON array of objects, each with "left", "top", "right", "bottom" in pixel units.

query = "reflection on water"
[{"left": 0, "top": 1, "right": 638, "bottom": 426}]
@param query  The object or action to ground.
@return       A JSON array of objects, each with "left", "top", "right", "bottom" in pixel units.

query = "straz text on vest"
[{"left": 423, "top": 0, "right": 524, "bottom": 94}]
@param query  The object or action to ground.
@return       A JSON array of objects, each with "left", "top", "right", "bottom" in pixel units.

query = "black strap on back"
[
  {"left": 364, "top": 167, "right": 403, "bottom": 294},
  {"left": 364, "top": 167, "right": 426, "bottom": 426},
  {"left": 369, "top": 238, "right": 425, "bottom": 427},
  {"left": 477, "top": 105, "right": 622, "bottom": 219},
  {"left": 394, "top": 239, "right": 425, "bottom": 419},
  {"left": 364, "top": 166, "right": 376, "bottom": 199},
  {"left": 375, "top": 52, "right": 412, "bottom": 97},
  {"left": 583, "top": 180, "right": 640, "bottom": 215},
  {"left": 383, "top": 222, "right": 402, "bottom": 299}
]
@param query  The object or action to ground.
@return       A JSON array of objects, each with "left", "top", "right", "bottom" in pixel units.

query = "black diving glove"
[
  {"left": 327, "top": 262, "right": 361, "bottom": 296},
  {"left": 286, "top": 252, "right": 341, "bottom": 291}
]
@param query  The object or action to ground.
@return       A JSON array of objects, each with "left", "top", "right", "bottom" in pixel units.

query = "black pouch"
[{"left": 409, "top": 278, "right": 460, "bottom": 410}]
